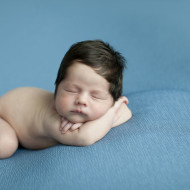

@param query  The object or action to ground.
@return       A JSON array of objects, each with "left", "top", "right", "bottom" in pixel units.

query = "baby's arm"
[
  {"left": 60, "top": 98, "right": 132, "bottom": 133},
  {"left": 48, "top": 97, "right": 128, "bottom": 146},
  {"left": 112, "top": 102, "right": 132, "bottom": 128}
]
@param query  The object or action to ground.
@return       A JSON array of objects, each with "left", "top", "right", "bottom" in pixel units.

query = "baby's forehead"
[
  {"left": 68, "top": 61, "right": 106, "bottom": 75},
  {"left": 61, "top": 61, "right": 111, "bottom": 89},
  {"left": 62, "top": 79, "right": 110, "bottom": 92},
  {"left": 67, "top": 62, "right": 106, "bottom": 78}
]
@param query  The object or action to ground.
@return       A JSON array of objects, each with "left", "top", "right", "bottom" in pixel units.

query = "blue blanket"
[{"left": 0, "top": 1, "right": 190, "bottom": 189}]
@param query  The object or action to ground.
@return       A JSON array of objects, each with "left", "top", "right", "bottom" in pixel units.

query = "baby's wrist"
[{"left": 107, "top": 107, "right": 117, "bottom": 122}]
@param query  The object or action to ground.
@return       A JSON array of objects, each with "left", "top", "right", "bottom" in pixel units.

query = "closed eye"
[
  {"left": 91, "top": 94, "right": 107, "bottom": 100},
  {"left": 92, "top": 97, "right": 105, "bottom": 101},
  {"left": 63, "top": 88, "right": 79, "bottom": 94},
  {"left": 91, "top": 91, "right": 108, "bottom": 100}
]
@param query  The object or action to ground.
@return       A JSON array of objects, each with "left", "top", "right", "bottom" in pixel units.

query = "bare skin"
[{"left": 0, "top": 63, "right": 132, "bottom": 159}]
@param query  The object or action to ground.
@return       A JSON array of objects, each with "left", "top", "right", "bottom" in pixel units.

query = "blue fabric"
[{"left": 0, "top": 0, "right": 190, "bottom": 190}]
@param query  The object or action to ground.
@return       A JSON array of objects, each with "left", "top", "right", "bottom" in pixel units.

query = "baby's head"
[
  {"left": 55, "top": 40, "right": 126, "bottom": 101},
  {"left": 54, "top": 40, "right": 126, "bottom": 123}
]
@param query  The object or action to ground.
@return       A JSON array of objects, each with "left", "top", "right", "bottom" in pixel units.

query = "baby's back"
[{"left": 0, "top": 87, "right": 57, "bottom": 149}]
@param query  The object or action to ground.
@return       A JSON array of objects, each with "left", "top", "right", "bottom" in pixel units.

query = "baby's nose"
[{"left": 75, "top": 93, "right": 88, "bottom": 107}]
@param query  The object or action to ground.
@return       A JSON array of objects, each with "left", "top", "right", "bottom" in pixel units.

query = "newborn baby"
[{"left": 0, "top": 40, "right": 132, "bottom": 159}]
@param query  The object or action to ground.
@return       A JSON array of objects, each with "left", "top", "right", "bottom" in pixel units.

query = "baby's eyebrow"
[{"left": 64, "top": 83, "right": 78, "bottom": 88}]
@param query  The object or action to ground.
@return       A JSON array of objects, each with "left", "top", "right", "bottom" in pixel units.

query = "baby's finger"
[
  {"left": 70, "top": 123, "right": 83, "bottom": 131},
  {"left": 121, "top": 96, "right": 129, "bottom": 104},
  {"left": 61, "top": 122, "right": 73, "bottom": 134},
  {"left": 59, "top": 120, "right": 68, "bottom": 130}
]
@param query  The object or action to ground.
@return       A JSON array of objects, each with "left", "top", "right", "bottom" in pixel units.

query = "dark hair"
[{"left": 55, "top": 40, "right": 126, "bottom": 101}]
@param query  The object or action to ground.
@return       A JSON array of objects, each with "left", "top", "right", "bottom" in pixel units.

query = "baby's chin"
[
  {"left": 65, "top": 114, "right": 90, "bottom": 124},
  {"left": 65, "top": 113, "right": 101, "bottom": 124}
]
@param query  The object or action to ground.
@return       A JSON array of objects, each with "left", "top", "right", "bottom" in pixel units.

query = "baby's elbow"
[
  {"left": 78, "top": 137, "right": 95, "bottom": 147},
  {"left": 80, "top": 140, "right": 94, "bottom": 147},
  {"left": 77, "top": 131, "right": 96, "bottom": 147}
]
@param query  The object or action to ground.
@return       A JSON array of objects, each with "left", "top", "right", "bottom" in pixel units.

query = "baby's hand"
[
  {"left": 113, "top": 96, "right": 128, "bottom": 113},
  {"left": 59, "top": 117, "right": 83, "bottom": 134}
]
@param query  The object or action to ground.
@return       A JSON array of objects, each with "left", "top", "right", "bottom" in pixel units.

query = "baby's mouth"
[{"left": 71, "top": 110, "right": 86, "bottom": 115}]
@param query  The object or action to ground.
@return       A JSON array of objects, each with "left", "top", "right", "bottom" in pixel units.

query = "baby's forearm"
[
  {"left": 76, "top": 104, "right": 132, "bottom": 145},
  {"left": 76, "top": 108, "right": 115, "bottom": 146},
  {"left": 53, "top": 97, "right": 129, "bottom": 146},
  {"left": 52, "top": 108, "right": 115, "bottom": 147}
]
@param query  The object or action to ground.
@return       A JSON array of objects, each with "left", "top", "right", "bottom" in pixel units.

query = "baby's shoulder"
[
  {"left": 0, "top": 87, "right": 53, "bottom": 112},
  {"left": 1, "top": 87, "right": 51, "bottom": 100}
]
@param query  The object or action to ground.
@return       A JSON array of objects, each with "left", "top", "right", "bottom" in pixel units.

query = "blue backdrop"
[
  {"left": 1, "top": 0, "right": 189, "bottom": 96},
  {"left": 0, "top": 1, "right": 190, "bottom": 190}
]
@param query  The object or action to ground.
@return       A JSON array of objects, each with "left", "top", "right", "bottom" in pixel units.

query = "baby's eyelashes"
[
  {"left": 90, "top": 91, "right": 108, "bottom": 100},
  {"left": 91, "top": 95, "right": 106, "bottom": 100},
  {"left": 63, "top": 88, "right": 79, "bottom": 94},
  {"left": 62, "top": 84, "right": 109, "bottom": 101}
]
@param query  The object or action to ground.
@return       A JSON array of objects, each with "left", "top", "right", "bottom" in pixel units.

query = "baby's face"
[{"left": 55, "top": 61, "right": 113, "bottom": 123}]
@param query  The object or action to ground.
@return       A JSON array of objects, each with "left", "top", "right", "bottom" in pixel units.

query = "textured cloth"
[
  {"left": 0, "top": 0, "right": 190, "bottom": 189},
  {"left": 1, "top": 90, "right": 190, "bottom": 190}
]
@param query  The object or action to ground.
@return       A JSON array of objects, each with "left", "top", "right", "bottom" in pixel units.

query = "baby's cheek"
[
  {"left": 91, "top": 106, "right": 108, "bottom": 120},
  {"left": 55, "top": 96, "right": 70, "bottom": 115},
  {"left": 60, "top": 96, "right": 71, "bottom": 106}
]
